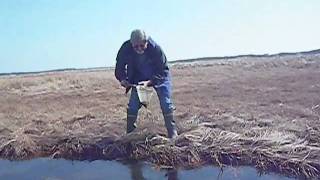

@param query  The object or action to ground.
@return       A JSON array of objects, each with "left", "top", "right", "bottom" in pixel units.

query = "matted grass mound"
[
  {"left": 0, "top": 122, "right": 312, "bottom": 178},
  {"left": 3, "top": 122, "right": 315, "bottom": 179},
  {"left": 99, "top": 123, "right": 320, "bottom": 179}
]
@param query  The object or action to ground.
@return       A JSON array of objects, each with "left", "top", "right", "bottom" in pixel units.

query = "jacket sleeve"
[
  {"left": 115, "top": 43, "right": 128, "bottom": 82},
  {"left": 151, "top": 45, "right": 169, "bottom": 85}
]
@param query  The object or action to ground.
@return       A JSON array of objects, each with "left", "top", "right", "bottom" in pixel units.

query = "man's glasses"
[
  {"left": 132, "top": 41, "right": 147, "bottom": 49},
  {"left": 133, "top": 44, "right": 145, "bottom": 49}
]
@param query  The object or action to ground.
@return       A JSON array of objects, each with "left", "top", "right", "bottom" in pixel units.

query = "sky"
[{"left": 0, "top": 0, "right": 319, "bottom": 73}]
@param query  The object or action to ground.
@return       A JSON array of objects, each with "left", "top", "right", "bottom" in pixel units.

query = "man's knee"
[
  {"left": 160, "top": 103, "right": 175, "bottom": 115},
  {"left": 127, "top": 107, "right": 139, "bottom": 116}
]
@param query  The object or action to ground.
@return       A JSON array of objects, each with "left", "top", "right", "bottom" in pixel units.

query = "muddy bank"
[{"left": 0, "top": 54, "right": 320, "bottom": 178}]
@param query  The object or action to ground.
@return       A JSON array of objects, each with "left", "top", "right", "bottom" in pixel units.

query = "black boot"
[
  {"left": 163, "top": 113, "right": 178, "bottom": 139},
  {"left": 127, "top": 114, "right": 138, "bottom": 134}
]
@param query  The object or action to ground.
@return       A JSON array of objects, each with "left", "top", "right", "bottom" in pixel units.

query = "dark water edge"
[{"left": 0, "top": 158, "right": 296, "bottom": 180}]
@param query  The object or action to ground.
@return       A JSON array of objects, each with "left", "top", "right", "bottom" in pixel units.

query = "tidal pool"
[{"left": 0, "top": 158, "right": 296, "bottom": 180}]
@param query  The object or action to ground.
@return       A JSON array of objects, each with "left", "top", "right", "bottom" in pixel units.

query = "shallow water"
[{"left": 0, "top": 158, "right": 295, "bottom": 180}]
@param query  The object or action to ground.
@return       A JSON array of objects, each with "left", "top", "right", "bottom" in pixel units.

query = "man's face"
[{"left": 132, "top": 40, "right": 148, "bottom": 54}]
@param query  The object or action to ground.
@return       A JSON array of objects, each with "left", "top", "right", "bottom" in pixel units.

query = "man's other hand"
[
  {"left": 120, "top": 80, "right": 130, "bottom": 88},
  {"left": 138, "top": 80, "right": 153, "bottom": 87}
]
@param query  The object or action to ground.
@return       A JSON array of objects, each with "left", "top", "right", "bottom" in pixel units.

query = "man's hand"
[
  {"left": 138, "top": 80, "right": 153, "bottom": 88},
  {"left": 120, "top": 80, "right": 130, "bottom": 88}
]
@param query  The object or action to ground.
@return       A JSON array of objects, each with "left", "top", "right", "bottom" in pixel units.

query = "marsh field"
[{"left": 0, "top": 53, "right": 319, "bottom": 179}]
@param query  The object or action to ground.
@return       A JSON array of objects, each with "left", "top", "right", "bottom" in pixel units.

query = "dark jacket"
[{"left": 115, "top": 38, "right": 170, "bottom": 87}]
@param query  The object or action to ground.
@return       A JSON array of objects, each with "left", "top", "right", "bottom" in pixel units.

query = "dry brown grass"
[
  {"left": 0, "top": 54, "right": 319, "bottom": 178},
  {"left": 100, "top": 122, "right": 320, "bottom": 178}
]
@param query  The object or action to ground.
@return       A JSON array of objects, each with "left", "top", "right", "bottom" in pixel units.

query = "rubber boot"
[
  {"left": 163, "top": 113, "right": 178, "bottom": 139},
  {"left": 127, "top": 114, "right": 138, "bottom": 134}
]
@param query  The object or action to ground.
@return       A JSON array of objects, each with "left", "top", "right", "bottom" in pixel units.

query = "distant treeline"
[
  {"left": 0, "top": 67, "right": 110, "bottom": 77},
  {"left": 170, "top": 48, "right": 320, "bottom": 64},
  {"left": 0, "top": 68, "right": 77, "bottom": 76},
  {"left": 1, "top": 49, "right": 319, "bottom": 77}
]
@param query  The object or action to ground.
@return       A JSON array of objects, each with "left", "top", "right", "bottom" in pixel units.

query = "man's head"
[{"left": 130, "top": 29, "right": 148, "bottom": 54}]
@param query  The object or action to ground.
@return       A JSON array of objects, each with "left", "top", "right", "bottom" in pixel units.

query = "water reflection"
[
  {"left": 127, "top": 161, "right": 177, "bottom": 180},
  {"left": 166, "top": 169, "right": 178, "bottom": 180},
  {"left": 0, "top": 158, "right": 296, "bottom": 180},
  {"left": 127, "top": 161, "right": 146, "bottom": 180}
]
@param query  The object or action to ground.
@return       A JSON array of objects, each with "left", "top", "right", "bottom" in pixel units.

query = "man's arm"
[
  {"left": 150, "top": 44, "right": 169, "bottom": 85},
  {"left": 115, "top": 42, "right": 129, "bottom": 82}
]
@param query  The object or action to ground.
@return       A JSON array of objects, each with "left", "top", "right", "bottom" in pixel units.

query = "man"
[{"left": 115, "top": 29, "right": 178, "bottom": 139}]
